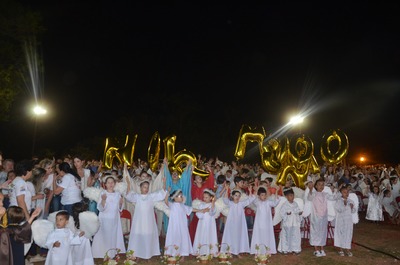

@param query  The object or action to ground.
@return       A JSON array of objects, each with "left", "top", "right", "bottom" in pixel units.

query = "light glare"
[
  {"left": 288, "top": 115, "right": 304, "bottom": 125},
  {"left": 33, "top": 105, "right": 47, "bottom": 115}
]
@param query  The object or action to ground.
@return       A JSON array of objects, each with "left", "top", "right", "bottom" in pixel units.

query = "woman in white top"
[
  {"left": 72, "top": 155, "right": 94, "bottom": 191},
  {"left": 39, "top": 158, "right": 56, "bottom": 218},
  {"left": 30, "top": 167, "right": 47, "bottom": 219},
  {"left": 53, "top": 162, "right": 82, "bottom": 215}
]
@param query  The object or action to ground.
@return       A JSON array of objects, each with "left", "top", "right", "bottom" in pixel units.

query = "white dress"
[
  {"left": 382, "top": 196, "right": 397, "bottom": 217},
  {"left": 250, "top": 197, "right": 280, "bottom": 254},
  {"left": 192, "top": 202, "right": 219, "bottom": 256},
  {"left": 308, "top": 191, "right": 329, "bottom": 246},
  {"left": 91, "top": 191, "right": 126, "bottom": 258},
  {"left": 164, "top": 202, "right": 193, "bottom": 256},
  {"left": 71, "top": 227, "right": 95, "bottom": 265},
  {"left": 334, "top": 197, "right": 356, "bottom": 249},
  {"left": 125, "top": 189, "right": 167, "bottom": 259},
  {"left": 366, "top": 193, "right": 383, "bottom": 221},
  {"left": 45, "top": 228, "right": 82, "bottom": 265},
  {"left": 221, "top": 195, "right": 255, "bottom": 255},
  {"left": 277, "top": 200, "right": 302, "bottom": 253}
]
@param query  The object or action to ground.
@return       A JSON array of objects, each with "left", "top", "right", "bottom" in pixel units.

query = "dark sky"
[{"left": 2, "top": 1, "right": 400, "bottom": 164}]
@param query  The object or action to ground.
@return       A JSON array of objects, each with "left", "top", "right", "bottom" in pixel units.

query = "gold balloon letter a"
[{"left": 103, "top": 134, "right": 137, "bottom": 169}]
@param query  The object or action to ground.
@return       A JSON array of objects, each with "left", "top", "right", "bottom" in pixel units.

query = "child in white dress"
[
  {"left": 334, "top": 186, "right": 357, "bottom": 257},
  {"left": 45, "top": 211, "right": 85, "bottom": 265},
  {"left": 91, "top": 176, "right": 126, "bottom": 258},
  {"left": 250, "top": 186, "right": 280, "bottom": 255},
  {"left": 307, "top": 179, "right": 337, "bottom": 257},
  {"left": 192, "top": 189, "right": 219, "bottom": 257},
  {"left": 164, "top": 189, "right": 204, "bottom": 261},
  {"left": 278, "top": 187, "right": 303, "bottom": 255},
  {"left": 365, "top": 185, "right": 383, "bottom": 224},
  {"left": 221, "top": 186, "right": 255, "bottom": 258},
  {"left": 71, "top": 203, "right": 95, "bottom": 265},
  {"left": 125, "top": 176, "right": 167, "bottom": 260},
  {"left": 381, "top": 189, "right": 400, "bottom": 225}
]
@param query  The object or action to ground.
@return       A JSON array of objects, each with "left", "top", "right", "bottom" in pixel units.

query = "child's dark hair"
[
  {"left": 169, "top": 190, "right": 182, "bottom": 200},
  {"left": 234, "top": 176, "right": 244, "bottom": 185},
  {"left": 105, "top": 176, "right": 116, "bottom": 184},
  {"left": 266, "top": 177, "right": 273, "bottom": 183},
  {"left": 7, "top": 206, "right": 25, "bottom": 224},
  {"left": 315, "top": 178, "right": 325, "bottom": 185},
  {"left": 257, "top": 187, "right": 267, "bottom": 196},
  {"left": 216, "top": 174, "right": 226, "bottom": 184},
  {"left": 231, "top": 190, "right": 241, "bottom": 198},
  {"left": 383, "top": 189, "right": 391, "bottom": 197},
  {"left": 140, "top": 180, "right": 150, "bottom": 188},
  {"left": 283, "top": 188, "right": 294, "bottom": 196},
  {"left": 339, "top": 186, "right": 348, "bottom": 192},
  {"left": 56, "top": 210, "right": 70, "bottom": 220},
  {"left": 72, "top": 202, "right": 88, "bottom": 229}
]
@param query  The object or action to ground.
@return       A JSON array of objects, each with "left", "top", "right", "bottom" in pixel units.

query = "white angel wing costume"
[
  {"left": 31, "top": 211, "right": 75, "bottom": 249},
  {"left": 31, "top": 219, "right": 55, "bottom": 248},
  {"left": 31, "top": 210, "right": 100, "bottom": 248},
  {"left": 272, "top": 196, "right": 304, "bottom": 226},
  {"left": 214, "top": 192, "right": 254, "bottom": 217},
  {"left": 79, "top": 211, "right": 100, "bottom": 239},
  {"left": 348, "top": 192, "right": 360, "bottom": 224},
  {"left": 83, "top": 186, "right": 102, "bottom": 202},
  {"left": 192, "top": 198, "right": 221, "bottom": 218},
  {"left": 324, "top": 186, "right": 337, "bottom": 221}
]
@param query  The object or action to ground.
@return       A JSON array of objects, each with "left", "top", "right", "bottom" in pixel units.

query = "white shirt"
[
  {"left": 58, "top": 173, "right": 82, "bottom": 205},
  {"left": 9, "top": 176, "right": 33, "bottom": 211}
]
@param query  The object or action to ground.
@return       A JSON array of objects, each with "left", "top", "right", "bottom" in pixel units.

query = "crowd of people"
[{"left": 0, "top": 152, "right": 400, "bottom": 265}]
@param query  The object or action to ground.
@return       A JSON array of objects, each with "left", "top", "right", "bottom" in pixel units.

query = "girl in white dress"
[
  {"left": 71, "top": 203, "right": 96, "bottom": 265},
  {"left": 307, "top": 179, "right": 337, "bottom": 257},
  {"left": 221, "top": 186, "right": 255, "bottom": 258},
  {"left": 192, "top": 189, "right": 219, "bottom": 257},
  {"left": 164, "top": 189, "right": 203, "bottom": 261},
  {"left": 91, "top": 176, "right": 126, "bottom": 258},
  {"left": 334, "top": 186, "right": 357, "bottom": 257},
  {"left": 365, "top": 185, "right": 383, "bottom": 223},
  {"left": 124, "top": 176, "right": 167, "bottom": 260},
  {"left": 250, "top": 186, "right": 280, "bottom": 255}
]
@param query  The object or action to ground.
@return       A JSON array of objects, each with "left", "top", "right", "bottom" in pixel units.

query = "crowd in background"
[{"left": 1, "top": 151, "right": 400, "bottom": 265}]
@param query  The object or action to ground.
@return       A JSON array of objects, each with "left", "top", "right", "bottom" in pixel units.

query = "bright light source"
[
  {"left": 288, "top": 115, "right": 304, "bottom": 126},
  {"left": 360, "top": 156, "right": 365, "bottom": 162},
  {"left": 33, "top": 105, "right": 47, "bottom": 115}
]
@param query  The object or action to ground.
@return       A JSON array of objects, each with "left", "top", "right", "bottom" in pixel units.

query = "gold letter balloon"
[
  {"left": 101, "top": 126, "right": 347, "bottom": 189},
  {"left": 320, "top": 129, "right": 349, "bottom": 165},
  {"left": 235, "top": 124, "right": 346, "bottom": 189},
  {"left": 148, "top": 131, "right": 161, "bottom": 172},
  {"left": 102, "top": 134, "right": 137, "bottom": 169}
]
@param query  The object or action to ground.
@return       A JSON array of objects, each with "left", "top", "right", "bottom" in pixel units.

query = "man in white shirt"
[{"left": 9, "top": 159, "right": 34, "bottom": 220}]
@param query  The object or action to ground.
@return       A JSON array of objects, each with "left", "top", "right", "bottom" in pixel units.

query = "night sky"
[{"left": 2, "top": 1, "right": 400, "bottom": 165}]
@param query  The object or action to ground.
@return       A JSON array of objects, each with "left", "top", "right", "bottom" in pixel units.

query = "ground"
[{"left": 31, "top": 212, "right": 400, "bottom": 265}]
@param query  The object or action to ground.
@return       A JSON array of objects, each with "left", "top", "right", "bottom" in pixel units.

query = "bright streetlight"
[
  {"left": 288, "top": 115, "right": 304, "bottom": 126},
  {"left": 33, "top": 105, "right": 47, "bottom": 115},
  {"left": 32, "top": 104, "right": 47, "bottom": 156}
]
